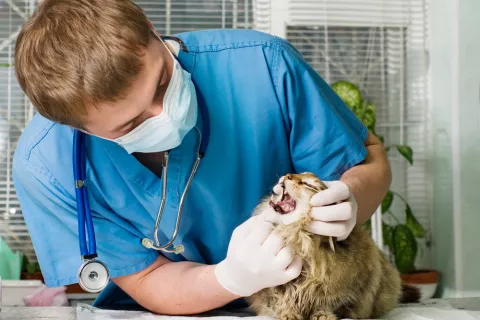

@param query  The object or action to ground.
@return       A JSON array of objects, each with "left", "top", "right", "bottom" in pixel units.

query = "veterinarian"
[{"left": 12, "top": 0, "right": 392, "bottom": 314}]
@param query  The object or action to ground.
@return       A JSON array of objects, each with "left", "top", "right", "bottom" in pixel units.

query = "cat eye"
[{"left": 302, "top": 181, "right": 319, "bottom": 191}]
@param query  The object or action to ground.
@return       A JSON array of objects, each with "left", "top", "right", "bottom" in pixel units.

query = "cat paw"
[
  {"left": 311, "top": 310, "right": 338, "bottom": 320},
  {"left": 281, "top": 315, "right": 302, "bottom": 320},
  {"left": 277, "top": 313, "right": 303, "bottom": 320}
]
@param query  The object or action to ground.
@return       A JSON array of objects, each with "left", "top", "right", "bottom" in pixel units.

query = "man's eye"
[
  {"left": 155, "top": 83, "right": 168, "bottom": 101},
  {"left": 154, "top": 88, "right": 161, "bottom": 100},
  {"left": 121, "top": 119, "right": 138, "bottom": 132}
]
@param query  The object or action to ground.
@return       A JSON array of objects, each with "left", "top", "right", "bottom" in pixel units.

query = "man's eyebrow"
[
  {"left": 113, "top": 112, "right": 143, "bottom": 132},
  {"left": 112, "top": 68, "right": 166, "bottom": 132}
]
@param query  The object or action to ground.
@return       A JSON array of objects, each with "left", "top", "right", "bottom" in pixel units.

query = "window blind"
[
  {"left": 1, "top": 0, "right": 431, "bottom": 270},
  {"left": 0, "top": 0, "right": 37, "bottom": 262},
  {"left": 287, "top": 0, "right": 411, "bottom": 27},
  {"left": 0, "top": 0, "right": 254, "bottom": 264},
  {"left": 138, "top": 0, "right": 253, "bottom": 34},
  {"left": 281, "top": 0, "right": 431, "bottom": 268}
]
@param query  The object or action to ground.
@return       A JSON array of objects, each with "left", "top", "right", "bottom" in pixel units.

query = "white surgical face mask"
[{"left": 102, "top": 43, "right": 198, "bottom": 154}]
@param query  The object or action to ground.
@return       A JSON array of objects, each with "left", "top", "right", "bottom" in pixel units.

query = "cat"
[{"left": 246, "top": 172, "right": 420, "bottom": 320}]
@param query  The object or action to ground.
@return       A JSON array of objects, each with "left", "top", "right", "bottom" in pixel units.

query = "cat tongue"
[
  {"left": 277, "top": 193, "right": 296, "bottom": 214},
  {"left": 270, "top": 188, "right": 297, "bottom": 214}
]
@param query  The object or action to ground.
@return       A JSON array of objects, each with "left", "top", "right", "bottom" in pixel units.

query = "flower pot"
[
  {"left": 20, "top": 272, "right": 44, "bottom": 282},
  {"left": 400, "top": 269, "right": 440, "bottom": 300}
]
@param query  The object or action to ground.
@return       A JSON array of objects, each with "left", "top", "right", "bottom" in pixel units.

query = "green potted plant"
[
  {"left": 20, "top": 255, "right": 44, "bottom": 282},
  {"left": 331, "top": 80, "right": 439, "bottom": 300}
]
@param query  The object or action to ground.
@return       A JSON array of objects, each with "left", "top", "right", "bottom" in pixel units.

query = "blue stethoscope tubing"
[
  {"left": 73, "top": 130, "right": 96, "bottom": 257},
  {"left": 74, "top": 129, "right": 111, "bottom": 293},
  {"left": 73, "top": 39, "right": 209, "bottom": 293}
]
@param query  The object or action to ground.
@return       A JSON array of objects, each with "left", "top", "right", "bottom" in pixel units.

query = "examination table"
[{"left": 1, "top": 297, "right": 480, "bottom": 320}]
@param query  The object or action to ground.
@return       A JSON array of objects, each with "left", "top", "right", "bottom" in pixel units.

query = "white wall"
[{"left": 430, "top": 0, "right": 480, "bottom": 298}]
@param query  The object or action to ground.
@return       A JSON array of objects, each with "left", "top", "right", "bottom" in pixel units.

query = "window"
[
  {"left": 1, "top": 0, "right": 430, "bottom": 270},
  {"left": 0, "top": 0, "right": 254, "bottom": 263},
  {"left": 141, "top": 0, "right": 253, "bottom": 34},
  {"left": 0, "top": 0, "right": 37, "bottom": 262},
  {"left": 274, "top": 0, "right": 431, "bottom": 268}
]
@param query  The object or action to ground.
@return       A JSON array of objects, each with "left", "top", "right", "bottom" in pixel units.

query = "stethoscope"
[{"left": 73, "top": 36, "right": 210, "bottom": 293}]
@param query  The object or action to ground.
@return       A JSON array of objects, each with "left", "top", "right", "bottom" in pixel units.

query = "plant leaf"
[
  {"left": 0, "top": 63, "right": 12, "bottom": 67},
  {"left": 378, "top": 136, "right": 385, "bottom": 145},
  {"left": 405, "top": 204, "right": 425, "bottom": 237},
  {"left": 382, "top": 222, "right": 394, "bottom": 250},
  {"left": 382, "top": 191, "right": 394, "bottom": 213},
  {"left": 397, "top": 145, "right": 413, "bottom": 165},
  {"left": 352, "top": 104, "right": 363, "bottom": 119},
  {"left": 392, "top": 224, "right": 417, "bottom": 273},
  {"left": 331, "top": 80, "right": 363, "bottom": 110},
  {"left": 21, "top": 255, "right": 29, "bottom": 272},
  {"left": 362, "top": 102, "right": 376, "bottom": 129},
  {"left": 27, "top": 263, "right": 36, "bottom": 274},
  {"left": 363, "top": 219, "right": 372, "bottom": 233}
]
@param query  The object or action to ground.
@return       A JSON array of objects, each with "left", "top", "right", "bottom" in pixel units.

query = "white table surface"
[{"left": 1, "top": 298, "right": 479, "bottom": 320}]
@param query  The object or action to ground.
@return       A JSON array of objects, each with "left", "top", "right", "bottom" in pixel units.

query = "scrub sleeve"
[
  {"left": 12, "top": 152, "right": 158, "bottom": 289},
  {"left": 273, "top": 38, "right": 368, "bottom": 180}
]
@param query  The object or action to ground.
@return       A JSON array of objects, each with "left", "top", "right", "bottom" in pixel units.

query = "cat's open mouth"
[{"left": 269, "top": 187, "right": 296, "bottom": 214}]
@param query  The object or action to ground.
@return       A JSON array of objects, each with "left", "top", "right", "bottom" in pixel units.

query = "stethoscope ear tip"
[
  {"left": 173, "top": 245, "right": 185, "bottom": 254},
  {"left": 141, "top": 238, "right": 154, "bottom": 249},
  {"left": 141, "top": 237, "right": 185, "bottom": 254}
]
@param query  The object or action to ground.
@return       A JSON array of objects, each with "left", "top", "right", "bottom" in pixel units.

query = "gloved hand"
[
  {"left": 307, "top": 180, "right": 357, "bottom": 241},
  {"left": 214, "top": 215, "right": 303, "bottom": 297}
]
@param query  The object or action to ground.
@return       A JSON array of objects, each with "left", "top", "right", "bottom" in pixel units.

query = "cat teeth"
[
  {"left": 329, "top": 237, "right": 336, "bottom": 252},
  {"left": 280, "top": 187, "right": 286, "bottom": 201},
  {"left": 272, "top": 186, "right": 285, "bottom": 203}
]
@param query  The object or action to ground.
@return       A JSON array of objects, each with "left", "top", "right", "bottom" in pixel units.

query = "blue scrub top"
[{"left": 12, "top": 29, "right": 367, "bottom": 310}]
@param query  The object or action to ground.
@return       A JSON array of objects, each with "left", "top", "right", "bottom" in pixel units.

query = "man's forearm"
[
  {"left": 113, "top": 257, "right": 240, "bottom": 315},
  {"left": 341, "top": 133, "right": 392, "bottom": 224}
]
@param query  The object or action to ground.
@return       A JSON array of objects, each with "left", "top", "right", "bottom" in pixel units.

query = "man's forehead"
[{"left": 80, "top": 39, "right": 166, "bottom": 133}]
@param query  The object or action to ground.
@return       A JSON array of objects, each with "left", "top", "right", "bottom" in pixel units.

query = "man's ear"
[
  {"left": 149, "top": 25, "right": 163, "bottom": 43},
  {"left": 70, "top": 126, "right": 90, "bottom": 135}
]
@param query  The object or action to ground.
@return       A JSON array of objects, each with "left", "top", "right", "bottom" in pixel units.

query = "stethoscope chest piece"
[{"left": 77, "top": 259, "right": 110, "bottom": 293}]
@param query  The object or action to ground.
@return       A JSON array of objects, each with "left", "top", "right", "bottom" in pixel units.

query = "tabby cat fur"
[{"left": 246, "top": 172, "right": 420, "bottom": 320}]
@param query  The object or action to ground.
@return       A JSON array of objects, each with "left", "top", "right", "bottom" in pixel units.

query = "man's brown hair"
[{"left": 15, "top": 0, "right": 152, "bottom": 127}]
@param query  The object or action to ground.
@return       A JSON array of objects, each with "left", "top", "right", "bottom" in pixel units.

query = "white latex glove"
[
  {"left": 307, "top": 181, "right": 357, "bottom": 241},
  {"left": 215, "top": 215, "right": 303, "bottom": 297}
]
